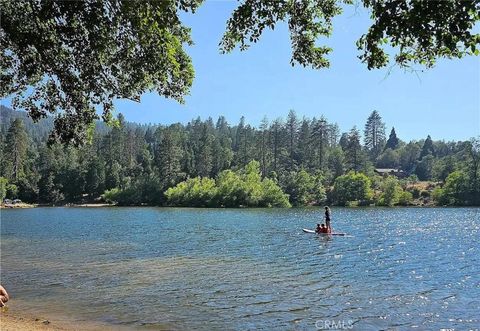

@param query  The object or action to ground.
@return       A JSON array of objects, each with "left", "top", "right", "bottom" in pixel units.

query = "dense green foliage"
[
  {"left": 164, "top": 161, "right": 290, "bottom": 207},
  {"left": 1, "top": 107, "right": 479, "bottom": 207},
  {"left": 2, "top": 0, "right": 479, "bottom": 144},
  {"left": 332, "top": 172, "right": 373, "bottom": 206},
  {"left": 1, "top": 0, "right": 199, "bottom": 144}
]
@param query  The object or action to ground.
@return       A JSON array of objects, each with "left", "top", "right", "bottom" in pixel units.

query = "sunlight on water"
[{"left": 1, "top": 207, "right": 479, "bottom": 330}]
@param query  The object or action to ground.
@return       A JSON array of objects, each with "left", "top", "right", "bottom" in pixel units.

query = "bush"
[
  {"left": 332, "top": 172, "right": 373, "bottom": 206},
  {"left": 165, "top": 177, "right": 217, "bottom": 207},
  {"left": 432, "top": 171, "right": 470, "bottom": 206},
  {"left": 281, "top": 170, "right": 326, "bottom": 206},
  {"left": 420, "top": 190, "right": 430, "bottom": 198},
  {"left": 378, "top": 176, "right": 402, "bottom": 206},
  {"left": 165, "top": 161, "right": 290, "bottom": 208},
  {"left": 410, "top": 187, "right": 421, "bottom": 199},
  {"left": 397, "top": 191, "right": 413, "bottom": 206},
  {"left": 102, "top": 188, "right": 122, "bottom": 204}
]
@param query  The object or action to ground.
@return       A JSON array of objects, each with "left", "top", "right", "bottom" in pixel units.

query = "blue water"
[{"left": 1, "top": 207, "right": 479, "bottom": 330}]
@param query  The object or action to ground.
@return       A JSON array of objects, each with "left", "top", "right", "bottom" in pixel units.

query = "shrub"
[
  {"left": 398, "top": 191, "right": 413, "bottom": 206},
  {"left": 332, "top": 172, "right": 373, "bottom": 206}
]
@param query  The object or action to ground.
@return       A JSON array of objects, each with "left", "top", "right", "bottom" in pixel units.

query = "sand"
[{"left": 0, "top": 310, "right": 124, "bottom": 331}]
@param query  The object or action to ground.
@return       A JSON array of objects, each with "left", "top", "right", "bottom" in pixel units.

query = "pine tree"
[
  {"left": 385, "top": 127, "right": 400, "bottom": 150},
  {"left": 156, "top": 125, "right": 184, "bottom": 185},
  {"left": 4, "top": 118, "right": 28, "bottom": 180},
  {"left": 420, "top": 135, "right": 435, "bottom": 158},
  {"left": 286, "top": 110, "right": 298, "bottom": 170},
  {"left": 311, "top": 116, "right": 329, "bottom": 170},
  {"left": 364, "top": 110, "right": 386, "bottom": 159},
  {"left": 258, "top": 116, "right": 270, "bottom": 177},
  {"left": 270, "top": 119, "right": 284, "bottom": 174},
  {"left": 297, "top": 118, "right": 311, "bottom": 168},
  {"left": 345, "top": 126, "right": 362, "bottom": 173}
]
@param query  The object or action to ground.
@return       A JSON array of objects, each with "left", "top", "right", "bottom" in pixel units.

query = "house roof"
[{"left": 374, "top": 168, "right": 404, "bottom": 173}]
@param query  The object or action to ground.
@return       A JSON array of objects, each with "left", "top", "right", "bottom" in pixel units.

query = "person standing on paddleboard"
[{"left": 324, "top": 206, "right": 332, "bottom": 233}]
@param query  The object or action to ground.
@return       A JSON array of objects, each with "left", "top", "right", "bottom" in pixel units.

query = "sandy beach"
[
  {"left": 0, "top": 307, "right": 124, "bottom": 331},
  {"left": 1, "top": 313, "right": 69, "bottom": 331}
]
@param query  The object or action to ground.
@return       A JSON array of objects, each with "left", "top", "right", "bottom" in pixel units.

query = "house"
[{"left": 374, "top": 168, "right": 407, "bottom": 178}]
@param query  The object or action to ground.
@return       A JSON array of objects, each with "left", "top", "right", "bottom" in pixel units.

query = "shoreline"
[
  {"left": 0, "top": 312, "right": 113, "bottom": 331},
  {"left": 0, "top": 306, "right": 132, "bottom": 331},
  {"left": 2, "top": 203, "right": 474, "bottom": 209}
]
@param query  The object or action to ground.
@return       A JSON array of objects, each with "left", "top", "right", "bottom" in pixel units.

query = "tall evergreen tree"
[
  {"left": 364, "top": 110, "right": 386, "bottom": 159},
  {"left": 345, "top": 126, "right": 362, "bottom": 173},
  {"left": 257, "top": 116, "right": 270, "bottom": 177},
  {"left": 286, "top": 110, "right": 299, "bottom": 170},
  {"left": 385, "top": 127, "right": 400, "bottom": 150},
  {"left": 270, "top": 119, "right": 284, "bottom": 175},
  {"left": 4, "top": 119, "right": 28, "bottom": 180},
  {"left": 155, "top": 125, "right": 184, "bottom": 186},
  {"left": 420, "top": 135, "right": 435, "bottom": 158},
  {"left": 311, "top": 116, "right": 329, "bottom": 170},
  {"left": 297, "top": 118, "right": 312, "bottom": 169}
]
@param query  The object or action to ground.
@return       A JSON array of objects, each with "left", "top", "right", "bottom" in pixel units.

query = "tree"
[
  {"left": 234, "top": 116, "right": 250, "bottom": 167},
  {"left": 286, "top": 110, "right": 299, "bottom": 170},
  {"left": 155, "top": 126, "right": 184, "bottom": 186},
  {"left": 432, "top": 156, "right": 457, "bottom": 182},
  {"left": 420, "top": 135, "right": 435, "bottom": 158},
  {"left": 196, "top": 122, "right": 214, "bottom": 177},
  {"left": 270, "top": 119, "right": 285, "bottom": 174},
  {"left": 0, "top": 177, "right": 8, "bottom": 201},
  {"left": 399, "top": 142, "right": 421, "bottom": 173},
  {"left": 327, "top": 147, "right": 345, "bottom": 179},
  {"left": 297, "top": 118, "right": 312, "bottom": 168},
  {"left": 257, "top": 116, "right": 270, "bottom": 177},
  {"left": 376, "top": 148, "right": 400, "bottom": 169},
  {"left": 385, "top": 127, "right": 400, "bottom": 150},
  {"left": 344, "top": 127, "right": 362, "bottom": 173},
  {"left": 415, "top": 154, "right": 435, "bottom": 181},
  {"left": 212, "top": 116, "right": 233, "bottom": 176},
  {"left": 332, "top": 172, "right": 373, "bottom": 206},
  {"left": 466, "top": 137, "right": 480, "bottom": 195},
  {"left": 282, "top": 170, "right": 326, "bottom": 206},
  {"left": 85, "top": 157, "right": 106, "bottom": 198},
  {"left": 378, "top": 176, "right": 403, "bottom": 206},
  {"left": 433, "top": 171, "right": 470, "bottom": 206},
  {"left": 311, "top": 116, "right": 329, "bottom": 170},
  {"left": 1, "top": 0, "right": 198, "bottom": 144},
  {"left": 339, "top": 132, "right": 349, "bottom": 151},
  {"left": 4, "top": 119, "right": 28, "bottom": 180},
  {"left": 364, "top": 110, "right": 386, "bottom": 160}
]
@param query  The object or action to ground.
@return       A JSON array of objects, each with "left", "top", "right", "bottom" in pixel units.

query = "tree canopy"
[
  {"left": 1, "top": 0, "right": 200, "bottom": 144},
  {"left": 1, "top": 0, "right": 479, "bottom": 144}
]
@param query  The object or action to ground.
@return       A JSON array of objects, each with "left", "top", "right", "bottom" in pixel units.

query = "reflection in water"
[{"left": 1, "top": 207, "right": 479, "bottom": 330}]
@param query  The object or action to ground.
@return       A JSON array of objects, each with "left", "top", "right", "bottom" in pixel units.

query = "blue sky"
[{"left": 3, "top": 1, "right": 479, "bottom": 141}]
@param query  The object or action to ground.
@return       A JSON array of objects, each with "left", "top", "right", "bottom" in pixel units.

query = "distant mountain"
[
  {"left": 0, "top": 106, "right": 133, "bottom": 143},
  {"left": 0, "top": 105, "right": 54, "bottom": 144}
]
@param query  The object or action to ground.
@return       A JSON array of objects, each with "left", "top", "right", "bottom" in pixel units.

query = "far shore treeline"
[{"left": 0, "top": 106, "right": 479, "bottom": 207}]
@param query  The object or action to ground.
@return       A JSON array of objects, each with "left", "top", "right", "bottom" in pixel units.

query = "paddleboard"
[{"left": 302, "top": 228, "right": 347, "bottom": 236}]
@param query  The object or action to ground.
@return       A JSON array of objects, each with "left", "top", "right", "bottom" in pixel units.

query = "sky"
[{"left": 3, "top": 1, "right": 480, "bottom": 141}]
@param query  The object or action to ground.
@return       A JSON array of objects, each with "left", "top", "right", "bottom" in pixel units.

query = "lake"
[{"left": 1, "top": 207, "right": 479, "bottom": 330}]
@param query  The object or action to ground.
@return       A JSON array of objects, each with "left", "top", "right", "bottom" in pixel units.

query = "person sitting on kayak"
[
  {"left": 324, "top": 206, "right": 332, "bottom": 233},
  {"left": 315, "top": 224, "right": 328, "bottom": 233}
]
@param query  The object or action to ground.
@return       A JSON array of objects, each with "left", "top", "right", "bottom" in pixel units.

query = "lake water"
[{"left": 1, "top": 207, "right": 479, "bottom": 330}]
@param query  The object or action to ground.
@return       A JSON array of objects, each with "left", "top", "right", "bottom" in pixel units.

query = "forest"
[{"left": 1, "top": 105, "right": 479, "bottom": 207}]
